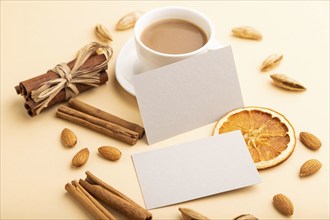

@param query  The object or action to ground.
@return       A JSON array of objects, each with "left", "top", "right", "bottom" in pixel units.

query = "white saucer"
[{"left": 115, "top": 37, "right": 143, "bottom": 96}]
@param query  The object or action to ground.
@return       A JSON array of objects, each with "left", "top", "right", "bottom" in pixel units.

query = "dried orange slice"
[{"left": 213, "top": 106, "right": 296, "bottom": 169}]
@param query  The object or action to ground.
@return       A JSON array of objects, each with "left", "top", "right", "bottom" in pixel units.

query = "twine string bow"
[{"left": 31, "top": 42, "right": 112, "bottom": 115}]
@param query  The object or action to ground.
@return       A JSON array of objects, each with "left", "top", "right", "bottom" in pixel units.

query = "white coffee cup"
[{"left": 134, "top": 6, "right": 221, "bottom": 71}]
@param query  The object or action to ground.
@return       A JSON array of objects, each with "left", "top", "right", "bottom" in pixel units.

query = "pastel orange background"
[{"left": 1, "top": 1, "right": 329, "bottom": 219}]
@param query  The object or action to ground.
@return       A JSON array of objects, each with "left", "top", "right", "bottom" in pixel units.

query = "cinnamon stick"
[
  {"left": 73, "top": 180, "right": 116, "bottom": 220},
  {"left": 84, "top": 171, "right": 152, "bottom": 220},
  {"left": 56, "top": 105, "right": 139, "bottom": 145},
  {"left": 24, "top": 71, "right": 108, "bottom": 117},
  {"left": 68, "top": 98, "right": 145, "bottom": 139},
  {"left": 85, "top": 171, "right": 143, "bottom": 209},
  {"left": 80, "top": 179, "right": 152, "bottom": 220},
  {"left": 65, "top": 181, "right": 114, "bottom": 220}
]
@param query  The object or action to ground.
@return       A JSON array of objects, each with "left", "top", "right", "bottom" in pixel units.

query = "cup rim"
[{"left": 134, "top": 6, "right": 215, "bottom": 58}]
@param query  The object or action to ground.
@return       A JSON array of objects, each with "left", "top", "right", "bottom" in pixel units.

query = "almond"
[
  {"left": 300, "top": 159, "right": 322, "bottom": 177},
  {"left": 273, "top": 194, "right": 294, "bottom": 216},
  {"left": 95, "top": 24, "right": 113, "bottom": 42},
  {"left": 61, "top": 128, "right": 77, "bottom": 148},
  {"left": 115, "top": 11, "right": 143, "bottom": 31},
  {"left": 179, "top": 207, "right": 209, "bottom": 220},
  {"left": 72, "top": 148, "right": 89, "bottom": 167},
  {"left": 300, "top": 132, "right": 321, "bottom": 150},
  {"left": 233, "top": 214, "right": 259, "bottom": 220},
  {"left": 98, "top": 146, "right": 122, "bottom": 161},
  {"left": 232, "top": 26, "right": 262, "bottom": 40},
  {"left": 270, "top": 74, "right": 306, "bottom": 91},
  {"left": 260, "top": 54, "right": 283, "bottom": 71}
]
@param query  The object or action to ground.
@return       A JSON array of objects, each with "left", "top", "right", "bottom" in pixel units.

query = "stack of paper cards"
[{"left": 132, "top": 46, "right": 259, "bottom": 209}]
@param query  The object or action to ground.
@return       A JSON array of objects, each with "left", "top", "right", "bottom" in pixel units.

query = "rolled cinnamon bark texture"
[
  {"left": 56, "top": 98, "right": 145, "bottom": 145},
  {"left": 68, "top": 98, "right": 145, "bottom": 139},
  {"left": 65, "top": 171, "right": 152, "bottom": 220},
  {"left": 15, "top": 42, "right": 113, "bottom": 117}
]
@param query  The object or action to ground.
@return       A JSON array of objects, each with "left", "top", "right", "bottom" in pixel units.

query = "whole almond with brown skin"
[
  {"left": 98, "top": 146, "right": 121, "bottom": 161},
  {"left": 179, "top": 207, "right": 209, "bottom": 220},
  {"left": 273, "top": 194, "right": 294, "bottom": 216},
  {"left": 300, "top": 132, "right": 321, "bottom": 150},
  {"left": 233, "top": 214, "right": 259, "bottom": 220},
  {"left": 72, "top": 148, "right": 89, "bottom": 167},
  {"left": 61, "top": 128, "right": 77, "bottom": 148},
  {"left": 300, "top": 159, "right": 322, "bottom": 177}
]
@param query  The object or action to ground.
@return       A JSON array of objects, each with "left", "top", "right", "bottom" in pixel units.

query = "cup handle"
[{"left": 207, "top": 39, "right": 223, "bottom": 51}]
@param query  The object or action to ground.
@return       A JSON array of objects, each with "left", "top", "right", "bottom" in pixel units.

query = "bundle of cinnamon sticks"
[
  {"left": 56, "top": 98, "right": 144, "bottom": 145},
  {"left": 15, "top": 42, "right": 112, "bottom": 117},
  {"left": 65, "top": 171, "right": 152, "bottom": 220}
]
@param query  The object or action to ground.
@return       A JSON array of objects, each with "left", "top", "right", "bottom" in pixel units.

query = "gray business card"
[
  {"left": 134, "top": 46, "right": 244, "bottom": 144},
  {"left": 132, "top": 131, "right": 261, "bottom": 209}
]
